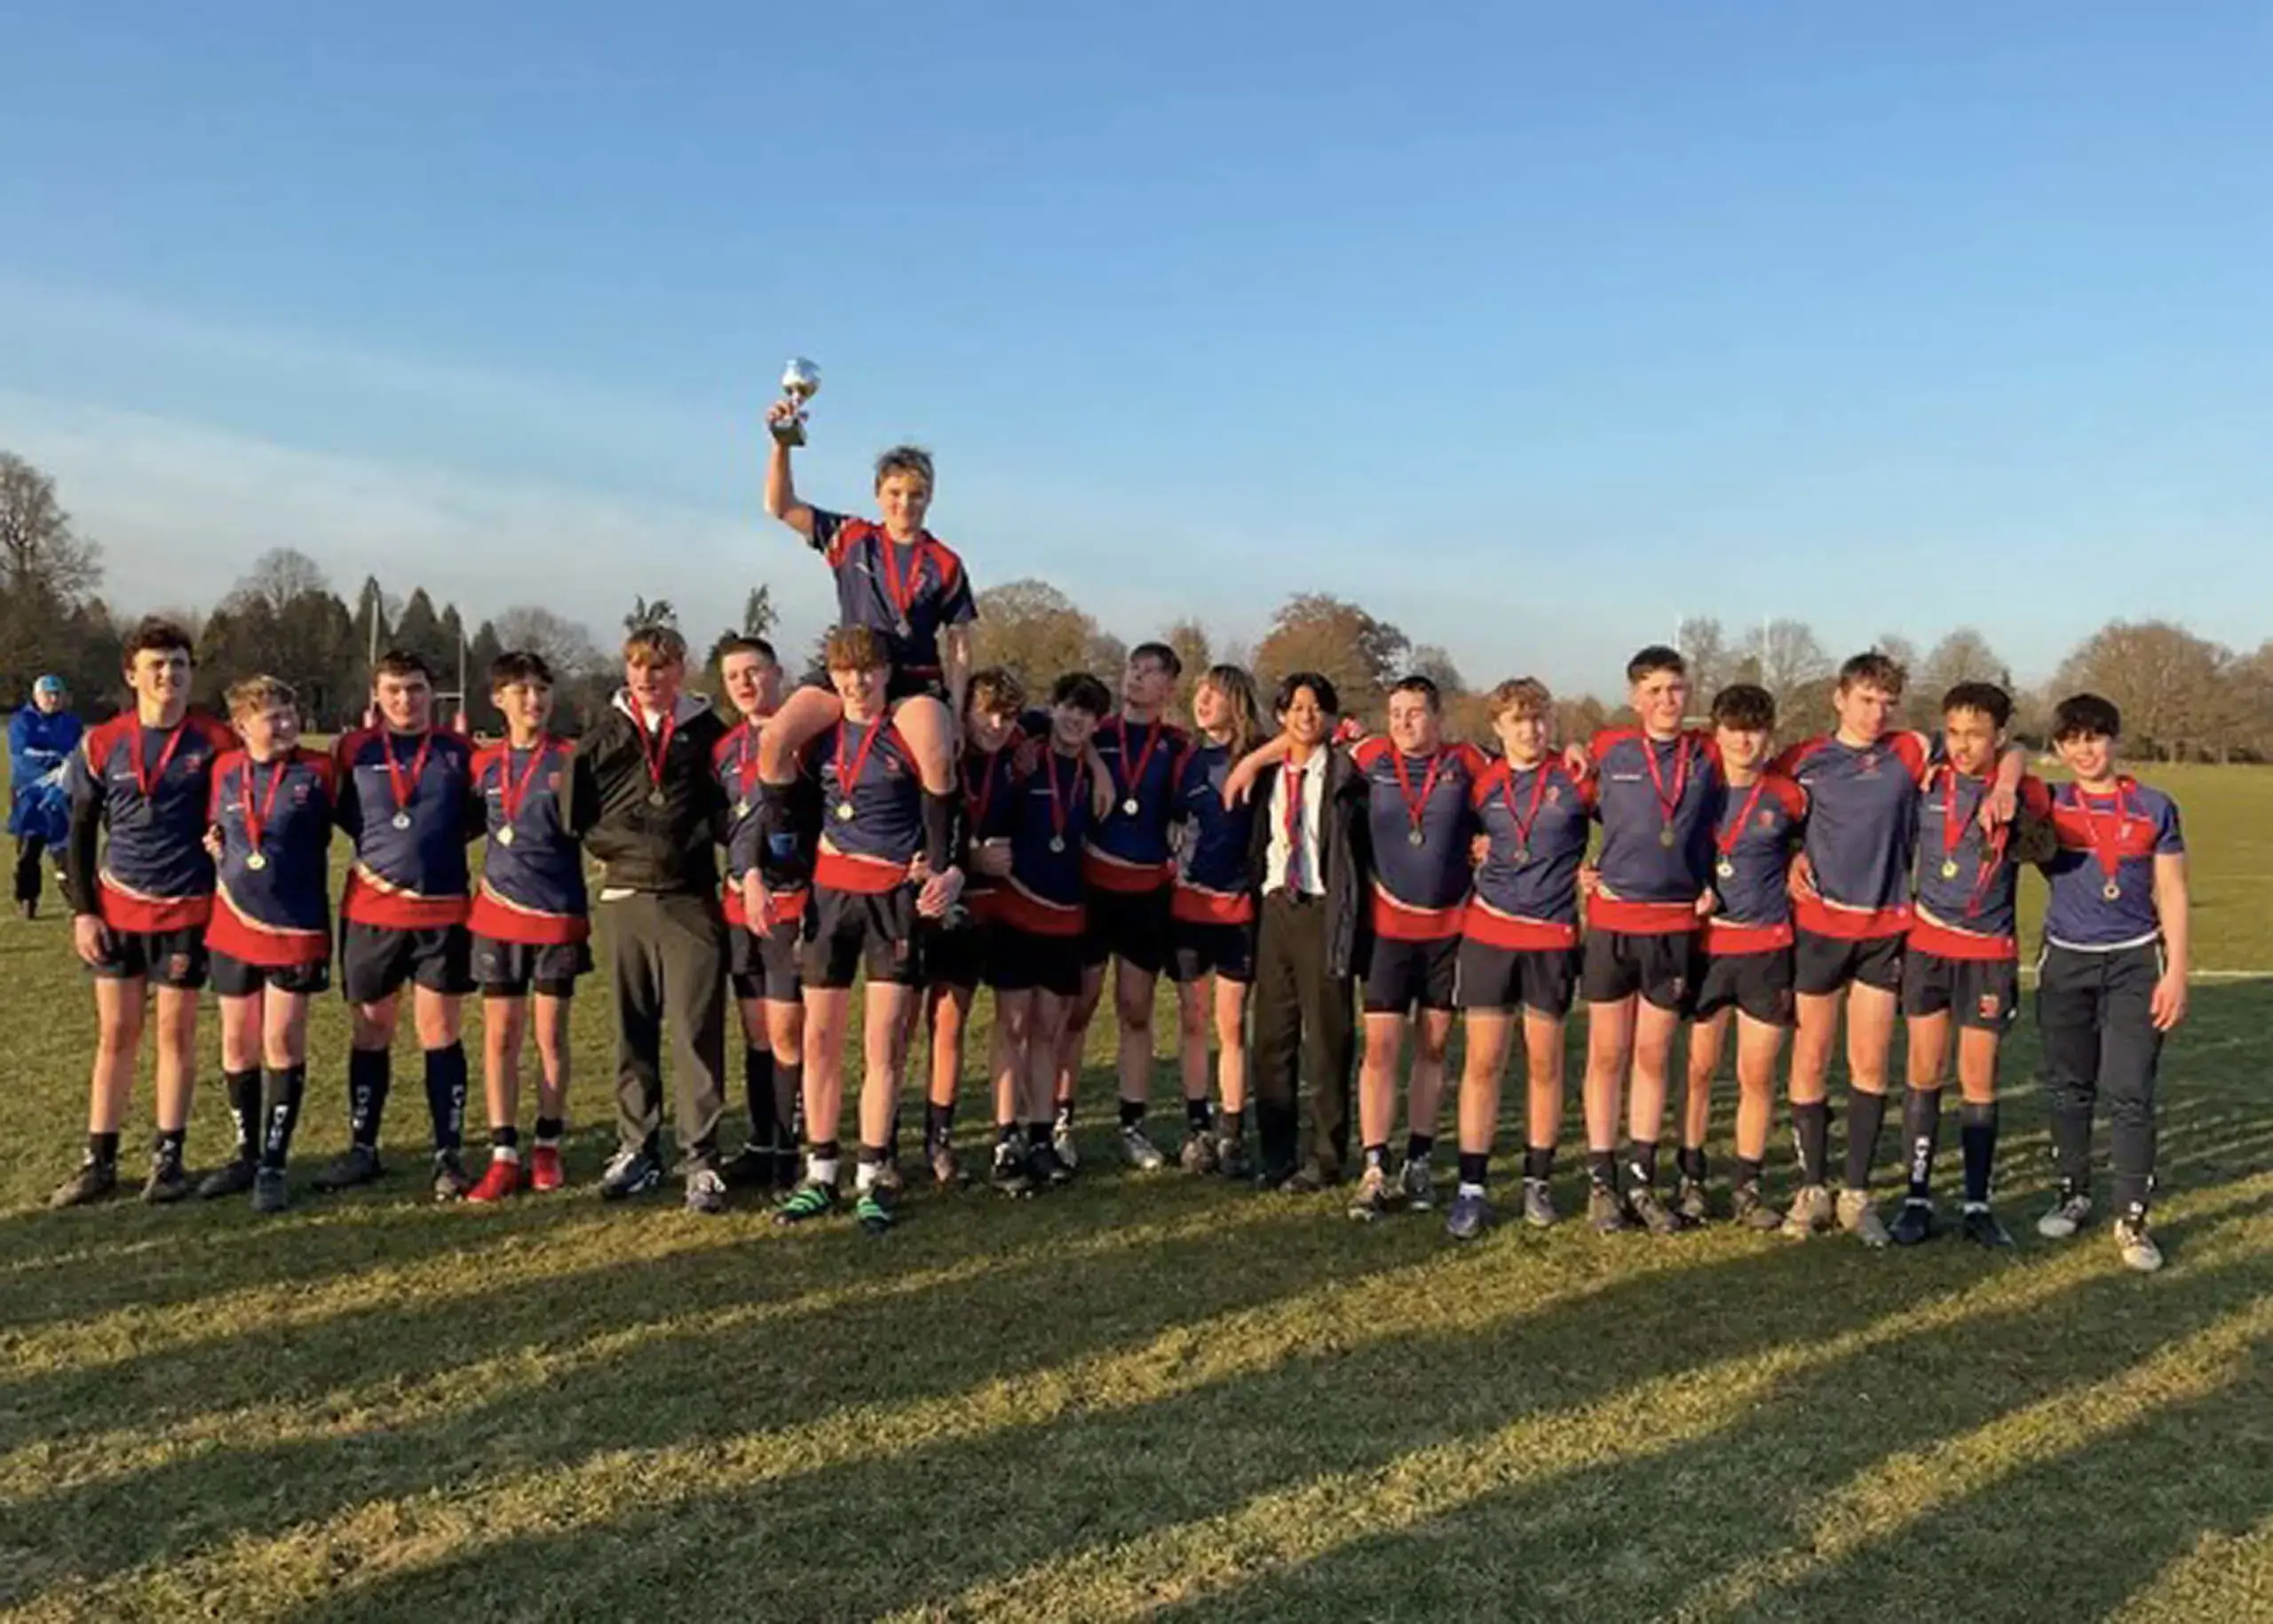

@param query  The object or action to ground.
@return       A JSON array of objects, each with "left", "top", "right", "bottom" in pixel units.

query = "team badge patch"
[
  {"left": 1545, "top": 787, "right": 1561, "bottom": 804},
  {"left": 1756, "top": 810, "right": 1777, "bottom": 828},
  {"left": 1977, "top": 990, "right": 2002, "bottom": 1021},
  {"left": 168, "top": 953, "right": 192, "bottom": 982}
]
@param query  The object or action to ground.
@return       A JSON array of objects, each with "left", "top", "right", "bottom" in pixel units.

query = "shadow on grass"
[{"left": 239, "top": 1189, "right": 2273, "bottom": 1623}]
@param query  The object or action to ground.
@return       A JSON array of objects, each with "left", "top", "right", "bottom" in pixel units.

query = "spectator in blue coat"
[{"left": 12, "top": 675, "right": 83, "bottom": 917}]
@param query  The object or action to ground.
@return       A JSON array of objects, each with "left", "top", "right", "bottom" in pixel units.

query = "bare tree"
[
  {"left": 1253, "top": 593, "right": 1411, "bottom": 718},
  {"left": 494, "top": 604, "right": 606, "bottom": 683},
  {"left": 1737, "top": 618, "right": 1833, "bottom": 723},
  {"left": 0, "top": 451, "right": 103, "bottom": 607},
  {"left": 1676, "top": 616, "right": 1730, "bottom": 709},
  {"left": 1918, "top": 627, "right": 2009, "bottom": 704},
  {"left": 2054, "top": 619, "right": 2229, "bottom": 762},
  {"left": 971, "top": 579, "right": 1112, "bottom": 694},
  {"left": 1408, "top": 643, "right": 1467, "bottom": 697}
]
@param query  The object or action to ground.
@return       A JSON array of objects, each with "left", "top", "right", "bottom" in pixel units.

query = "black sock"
[
  {"left": 491, "top": 1124, "right": 520, "bottom": 1153},
  {"left": 1844, "top": 1089, "right": 1888, "bottom": 1191},
  {"left": 88, "top": 1129, "right": 120, "bottom": 1166},
  {"left": 535, "top": 1114, "right": 565, "bottom": 1145},
  {"left": 1677, "top": 1145, "right": 1708, "bottom": 1184},
  {"left": 745, "top": 1045, "right": 775, "bottom": 1145},
  {"left": 424, "top": 1043, "right": 468, "bottom": 1153},
  {"left": 772, "top": 1064, "right": 803, "bottom": 1152},
  {"left": 1364, "top": 1143, "right": 1389, "bottom": 1171},
  {"left": 1120, "top": 1097, "right": 1146, "bottom": 1129},
  {"left": 1737, "top": 1155, "right": 1766, "bottom": 1187},
  {"left": 1622, "top": 1138, "right": 1657, "bottom": 1190},
  {"left": 1524, "top": 1145, "right": 1555, "bottom": 1182},
  {"left": 1902, "top": 1088, "right": 1944, "bottom": 1200},
  {"left": 997, "top": 1121, "right": 1021, "bottom": 1145},
  {"left": 223, "top": 1067, "right": 261, "bottom": 1161},
  {"left": 153, "top": 1126, "right": 186, "bottom": 1164},
  {"left": 1025, "top": 1121, "right": 1049, "bottom": 1149},
  {"left": 926, "top": 1099, "right": 954, "bottom": 1151},
  {"left": 1792, "top": 1099, "right": 1830, "bottom": 1184},
  {"left": 1185, "top": 1096, "right": 1213, "bottom": 1134},
  {"left": 857, "top": 1142, "right": 886, "bottom": 1168},
  {"left": 348, "top": 1047, "right": 391, "bottom": 1148},
  {"left": 1406, "top": 1132, "right": 1436, "bottom": 1165},
  {"left": 1220, "top": 1107, "right": 1244, "bottom": 1143},
  {"left": 1588, "top": 1149, "right": 1619, "bottom": 1190},
  {"left": 1960, "top": 1100, "right": 1999, "bottom": 1205},
  {"left": 258, "top": 1065, "right": 305, "bottom": 1169},
  {"left": 1458, "top": 1150, "right": 1490, "bottom": 1188}
]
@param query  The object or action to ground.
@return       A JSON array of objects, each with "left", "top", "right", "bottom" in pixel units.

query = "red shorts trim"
[
  {"left": 1700, "top": 917, "right": 1794, "bottom": 954},
  {"left": 468, "top": 888, "right": 591, "bottom": 947},
  {"left": 724, "top": 883, "right": 809, "bottom": 930},
  {"left": 1371, "top": 883, "right": 1463, "bottom": 943},
  {"left": 1171, "top": 883, "right": 1255, "bottom": 926},
  {"left": 340, "top": 870, "right": 471, "bottom": 930},
  {"left": 814, "top": 848, "right": 911, "bottom": 894},
  {"left": 1460, "top": 898, "right": 1578, "bottom": 951},
  {"left": 206, "top": 894, "right": 328, "bottom": 969},
  {"left": 1794, "top": 897, "right": 1911, "bottom": 940},
  {"left": 1587, "top": 895, "right": 1699, "bottom": 936},
  {"left": 994, "top": 884, "right": 1085, "bottom": 938},
  {"left": 1907, "top": 915, "right": 2016, "bottom": 963},
  {"left": 1082, "top": 850, "right": 1175, "bottom": 895},
  {"left": 98, "top": 882, "right": 212, "bottom": 934}
]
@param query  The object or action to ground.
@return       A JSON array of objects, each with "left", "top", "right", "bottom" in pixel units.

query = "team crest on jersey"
[
  {"left": 290, "top": 782, "right": 312, "bottom": 805},
  {"left": 1977, "top": 991, "right": 2001, "bottom": 1021},
  {"left": 1756, "top": 810, "right": 1777, "bottom": 828},
  {"left": 1857, "top": 753, "right": 1879, "bottom": 776},
  {"left": 1545, "top": 787, "right": 1561, "bottom": 804}
]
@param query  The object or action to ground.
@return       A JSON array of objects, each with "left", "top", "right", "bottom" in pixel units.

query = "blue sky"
[{"left": 3, "top": 0, "right": 2268, "bottom": 693}]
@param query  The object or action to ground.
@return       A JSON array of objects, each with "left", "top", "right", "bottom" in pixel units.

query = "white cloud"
[{"left": 0, "top": 393, "right": 838, "bottom": 650}]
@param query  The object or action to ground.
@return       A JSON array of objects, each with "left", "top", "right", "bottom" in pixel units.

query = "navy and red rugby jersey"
[
  {"left": 1699, "top": 772, "right": 1809, "bottom": 955},
  {"left": 2039, "top": 777, "right": 2183, "bottom": 951},
  {"left": 1772, "top": 731, "right": 1933, "bottom": 939},
  {"left": 808, "top": 509, "right": 977, "bottom": 681},
  {"left": 1908, "top": 767, "right": 2052, "bottom": 962},
  {"left": 994, "top": 742, "right": 1094, "bottom": 939},
  {"left": 1588, "top": 727, "right": 1721, "bottom": 934},
  {"left": 333, "top": 726, "right": 476, "bottom": 930},
  {"left": 957, "top": 728, "right": 1032, "bottom": 923},
  {"left": 206, "top": 746, "right": 334, "bottom": 967},
  {"left": 1084, "top": 712, "right": 1188, "bottom": 895},
  {"left": 805, "top": 715, "right": 922, "bottom": 894},
  {"left": 67, "top": 710, "right": 236, "bottom": 931},
  {"left": 1352, "top": 736, "right": 1487, "bottom": 942},
  {"left": 1463, "top": 757, "right": 1593, "bottom": 950},
  {"left": 714, "top": 715, "right": 811, "bottom": 937},
  {"left": 468, "top": 736, "right": 588, "bottom": 947},
  {"left": 1169, "top": 736, "right": 1259, "bottom": 926}
]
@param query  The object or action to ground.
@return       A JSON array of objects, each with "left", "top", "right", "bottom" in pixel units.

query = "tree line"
[{"left": 5, "top": 448, "right": 2270, "bottom": 760}]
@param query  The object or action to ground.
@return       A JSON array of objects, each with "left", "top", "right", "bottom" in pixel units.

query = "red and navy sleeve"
[
  {"left": 811, "top": 508, "right": 855, "bottom": 566},
  {"left": 932, "top": 542, "right": 978, "bottom": 626}
]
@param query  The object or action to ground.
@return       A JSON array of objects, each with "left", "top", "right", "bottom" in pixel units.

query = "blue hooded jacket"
[{"left": 10, "top": 705, "right": 83, "bottom": 843}]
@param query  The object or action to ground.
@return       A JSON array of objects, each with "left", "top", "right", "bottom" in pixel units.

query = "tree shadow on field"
[
  {"left": 247, "top": 1190, "right": 2273, "bottom": 1624},
  {"left": 0, "top": 1163, "right": 1445, "bottom": 1601},
  {"left": 1134, "top": 1215, "right": 2273, "bottom": 1624}
]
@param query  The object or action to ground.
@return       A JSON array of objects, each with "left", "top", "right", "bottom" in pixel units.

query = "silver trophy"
[{"left": 771, "top": 357, "right": 821, "bottom": 447}]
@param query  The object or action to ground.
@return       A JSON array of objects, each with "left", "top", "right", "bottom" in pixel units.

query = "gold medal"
[
  {"left": 1715, "top": 857, "right": 1735, "bottom": 880},
  {"left": 245, "top": 852, "right": 267, "bottom": 871},
  {"left": 496, "top": 827, "right": 516, "bottom": 847},
  {"left": 733, "top": 798, "right": 750, "bottom": 819},
  {"left": 1511, "top": 845, "right": 1530, "bottom": 865},
  {"left": 836, "top": 801, "right": 856, "bottom": 821},
  {"left": 647, "top": 789, "right": 667, "bottom": 808},
  {"left": 1121, "top": 796, "right": 1139, "bottom": 817},
  {"left": 2102, "top": 879, "right": 2121, "bottom": 902},
  {"left": 1658, "top": 827, "right": 1675, "bottom": 848},
  {"left": 391, "top": 812, "right": 413, "bottom": 831},
  {"left": 1406, "top": 828, "right": 1425, "bottom": 848},
  {"left": 1049, "top": 836, "right": 1065, "bottom": 854},
  {"left": 1939, "top": 859, "right": 1959, "bottom": 879}
]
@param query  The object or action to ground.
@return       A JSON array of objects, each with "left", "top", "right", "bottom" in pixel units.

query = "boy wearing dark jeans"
[
  {"left": 567, "top": 625, "right": 733, "bottom": 1214},
  {"left": 2033, "top": 693, "right": 2190, "bottom": 1274}
]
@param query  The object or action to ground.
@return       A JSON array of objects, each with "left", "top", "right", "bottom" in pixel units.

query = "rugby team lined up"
[{"left": 30, "top": 411, "right": 2190, "bottom": 1276}]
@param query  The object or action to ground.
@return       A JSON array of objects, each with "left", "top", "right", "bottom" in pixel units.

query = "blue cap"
[{"left": 33, "top": 675, "right": 65, "bottom": 698}]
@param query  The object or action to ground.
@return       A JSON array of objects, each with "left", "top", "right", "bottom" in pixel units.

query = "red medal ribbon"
[
  {"left": 1642, "top": 733, "right": 1692, "bottom": 835},
  {"left": 1500, "top": 760, "right": 1552, "bottom": 854},
  {"left": 832, "top": 717, "right": 890, "bottom": 811},
  {"left": 1715, "top": 774, "right": 1770, "bottom": 858},
  {"left": 2076, "top": 780, "right": 2134, "bottom": 886},
  {"left": 1389, "top": 746, "right": 1450, "bottom": 843},
  {"left": 383, "top": 729, "right": 436, "bottom": 820},
  {"left": 499, "top": 737, "right": 556, "bottom": 826},
  {"left": 1041, "top": 748, "right": 1078, "bottom": 848},
  {"left": 876, "top": 535, "right": 931, "bottom": 631},
  {"left": 131, "top": 720, "right": 188, "bottom": 808},
  {"left": 240, "top": 751, "right": 292, "bottom": 854},
  {"left": 1938, "top": 765, "right": 2007, "bottom": 917},
  {"left": 731, "top": 719, "right": 764, "bottom": 802},
  {"left": 1110, "top": 716, "right": 1165, "bottom": 809},
  {"left": 630, "top": 708, "right": 677, "bottom": 793},
  {"left": 963, "top": 742, "right": 1006, "bottom": 833}
]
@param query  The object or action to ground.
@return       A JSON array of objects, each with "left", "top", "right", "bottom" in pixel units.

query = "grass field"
[{"left": 2, "top": 763, "right": 2269, "bottom": 1622}]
